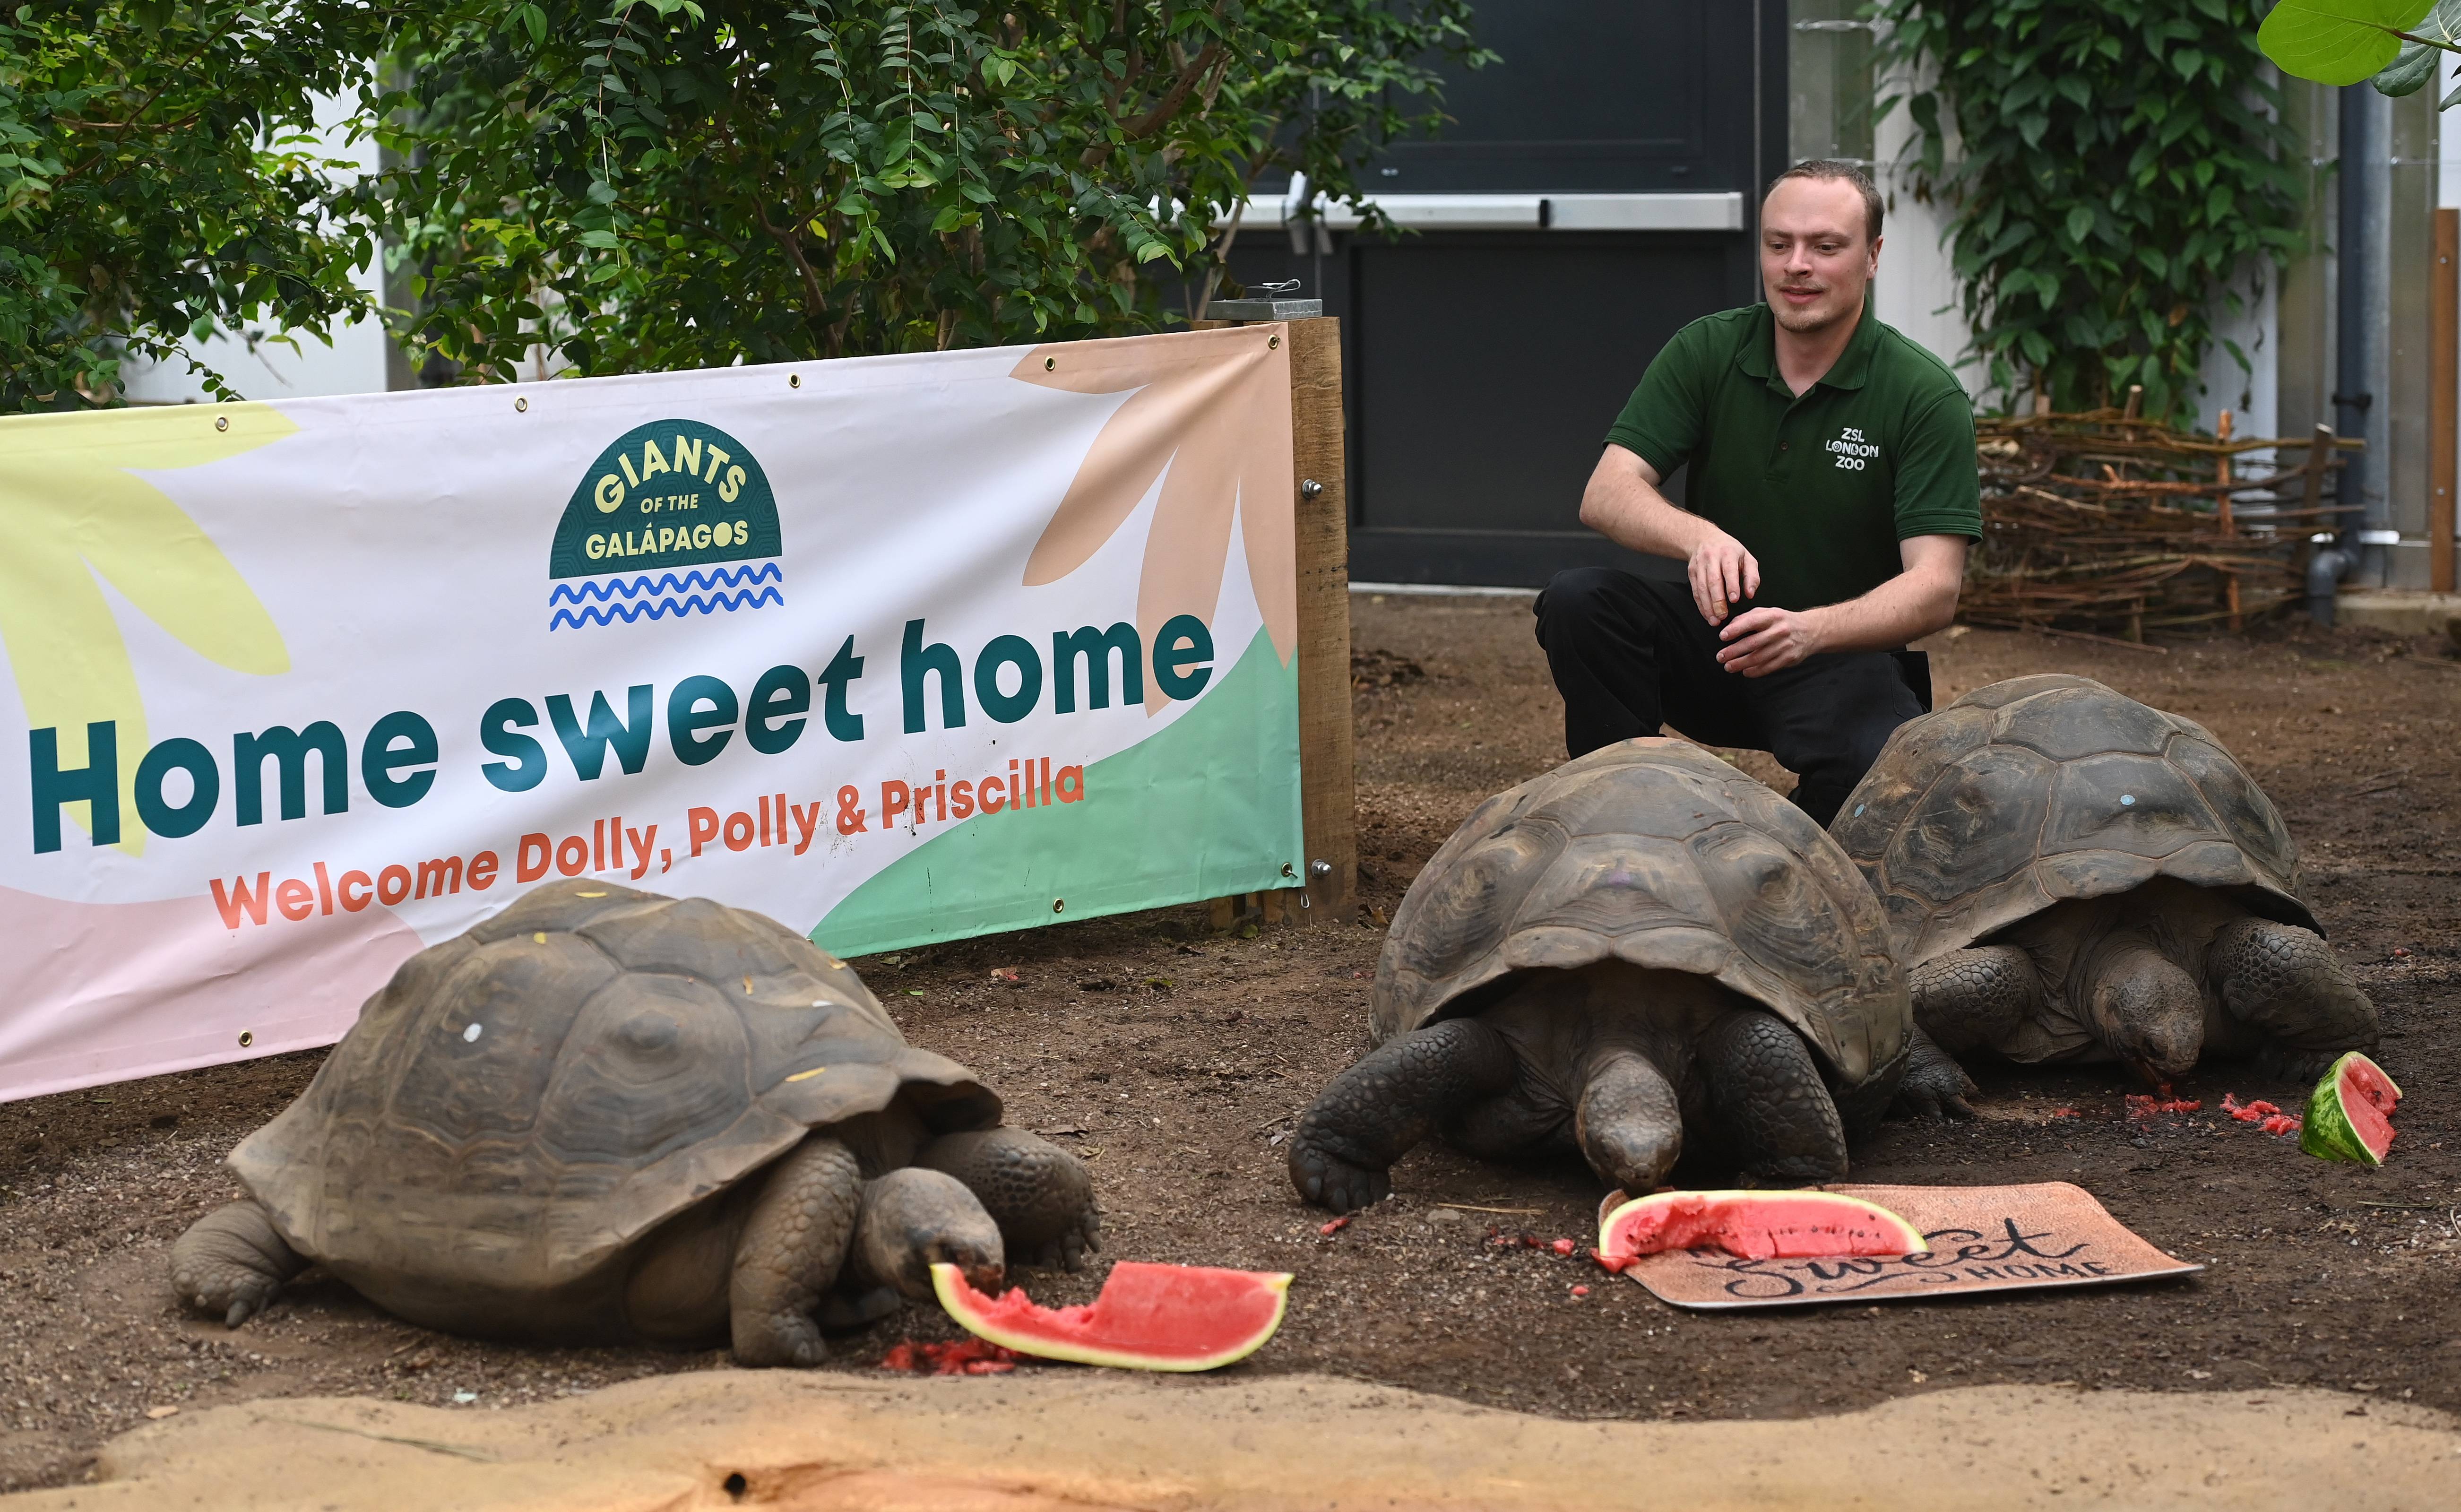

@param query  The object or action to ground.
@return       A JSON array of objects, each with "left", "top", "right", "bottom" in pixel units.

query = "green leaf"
[{"left": 2259, "top": 0, "right": 2434, "bottom": 86}]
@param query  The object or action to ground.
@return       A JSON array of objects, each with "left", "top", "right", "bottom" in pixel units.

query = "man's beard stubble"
[{"left": 1770, "top": 290, "right": 1853, "bottom": 334}]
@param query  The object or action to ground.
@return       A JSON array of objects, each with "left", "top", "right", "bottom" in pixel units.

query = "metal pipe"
[
  {"left": 2332, "top": 86, "right": 2380, "bottom": 554},
  {"left": 2306, "top": 541, "right": 2353, "bottom": 626}
]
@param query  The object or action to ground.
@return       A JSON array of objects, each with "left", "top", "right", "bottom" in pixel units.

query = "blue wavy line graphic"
[
  {"left": 548, "top": 587, "right": 785, "bottom": 631},
  {"left": 548, "top": 562, "right": 782, "bottom": 606}
]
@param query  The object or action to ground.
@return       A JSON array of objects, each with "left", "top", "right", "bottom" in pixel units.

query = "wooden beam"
[
  {"left": 2433, "top": 207, "right": 2457, "bottom": 596},
  {"left": 1287, "top": 317, "right": 1356, "bottom": 925}
]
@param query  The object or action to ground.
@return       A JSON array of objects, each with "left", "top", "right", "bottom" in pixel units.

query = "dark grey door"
[{"left": 1228, "top": 1, "right": 1788, "bottom": 587}]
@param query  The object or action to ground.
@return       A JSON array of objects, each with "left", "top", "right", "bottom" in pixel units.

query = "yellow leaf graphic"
[
  {"left": 1015, "top": 328, "right": 1295, "bottom": 712},
  {"left": 0, "top": 405, "right": 294, "bottom": 855}
]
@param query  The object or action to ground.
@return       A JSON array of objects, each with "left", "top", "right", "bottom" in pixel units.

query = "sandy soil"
[
  {"left": 2, "top": 599, "right": 2456, "bottom": 1494},
  {"left": 14, "top": 1371, "right": 2461, "bottom": 1511}
]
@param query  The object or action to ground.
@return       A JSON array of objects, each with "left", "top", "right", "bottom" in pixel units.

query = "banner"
[{"left": 0, "top": 326, "right": 1304, "bottom": 1102}]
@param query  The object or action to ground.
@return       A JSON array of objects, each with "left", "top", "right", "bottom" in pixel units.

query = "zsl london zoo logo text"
[{"left": 546, "top": 418, "right": 785, "bottom": 630}]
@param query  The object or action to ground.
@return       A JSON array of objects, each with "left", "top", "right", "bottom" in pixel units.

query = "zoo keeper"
[{"left": 1534, "top": 158, "right": 1980, "bottom": 828}]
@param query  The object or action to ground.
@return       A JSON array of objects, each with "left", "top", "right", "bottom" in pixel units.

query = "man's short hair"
[{"left": 1765, "top": 159, "right": 1883, "bottom": 243}]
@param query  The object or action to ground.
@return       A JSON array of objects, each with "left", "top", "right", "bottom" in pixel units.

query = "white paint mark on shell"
[
  {"left": 2120, "top": 794, "right": 2136, "bottom": 806},
  {"left": 464, "top": 1023, "right": 484, "bottom": 1043}
]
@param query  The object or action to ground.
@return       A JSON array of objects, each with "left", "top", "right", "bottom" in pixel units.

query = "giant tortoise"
[
  {"left": 170, "top": 879, "right": 1097, "bottom": 1365},
  {"left": 1289, "top": 738, "right": 1911, "bottom": 1212},
  {"left": 1831, "top": 674, "right": 2376, "bottom": 1103}
]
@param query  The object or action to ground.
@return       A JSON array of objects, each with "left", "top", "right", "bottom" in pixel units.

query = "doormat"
[{"left": 1606, "top": 1182, "right": 2202, "bottom": 1311}]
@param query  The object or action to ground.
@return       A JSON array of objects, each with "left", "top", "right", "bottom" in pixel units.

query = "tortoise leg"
[
  {"left": 729, "top": 1133, "right": 866, "bottom": 1367},
  {"left": 1573, "top": 1051, "right": 1684, "bottom": 1193},
  {"left": 2081, "top": 938, "right": 2203, "bottom": 1085},
  {"left": 171, "top": 1200, "right": 307, "bottom": 1328},
  {"left": 2209, "top": 918, "right": 2379, "bottom": 1081},
  {"left": 915, "top": 1128, "right": 1100, "bottom": 1271},
  {"left": 818, "top": 1285, "right": 905, "bottom": 1333},
  {"left": 1908, "top": 945, "right": 2038, "bottom": 1054},
  {"left": 1890, "top": 1027, "right": 1980, "bottom": 1121},
  {"left": 1700, "top": 1009, "right": 1848, "bottom": 1185},
  {"left": 1288, "top": 1019, "right": 1517, "bottom": 1212},
  {"left": 843, "top": 1167, "right": 1005, "bottom": 1302}
]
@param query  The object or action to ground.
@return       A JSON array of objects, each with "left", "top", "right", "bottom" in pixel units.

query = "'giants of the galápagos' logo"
[{"left": 547, "top": 419, "right": 783, "bottom": 630}]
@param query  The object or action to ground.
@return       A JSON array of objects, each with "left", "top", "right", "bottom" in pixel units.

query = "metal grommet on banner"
[
  {"left": 215, "top": 416, "right": 229, "bottom": 432},
  {"left": 1052, "top": 899, "right": 1065, "bottom": 913},
  {"left": 237, "top": 1030, "right": 254, "bottom": 1048},
  {"left": 1045, "top": 356, "right": 1056, "bottom": 371},
  {"left": 1269, "top": 335, "right": 1280, "bottom": 349},
  {"left": 790, "top": 374, "right": 801, "bottom": 389},
  {"left": 514, "top": 396, "right": 527, "bottom": 412}
]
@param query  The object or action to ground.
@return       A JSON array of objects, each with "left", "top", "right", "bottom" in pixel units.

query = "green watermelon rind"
[{"left": 2299, "top": 1051, "right": 2403, "bottom": 1166}]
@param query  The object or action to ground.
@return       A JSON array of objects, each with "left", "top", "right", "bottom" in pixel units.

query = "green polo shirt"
[{"left": 1605, "top": 302, "right": 1980, "bottom": 613}]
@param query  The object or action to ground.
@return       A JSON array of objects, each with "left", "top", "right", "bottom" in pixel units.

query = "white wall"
[
  {"left": 120, "top": 92, "right": 390, "bottom": 404},
  {"left": 1869, "top": 85, "right": 1990, "bottom": 399}
]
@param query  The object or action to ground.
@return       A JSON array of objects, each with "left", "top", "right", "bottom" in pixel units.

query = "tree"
[
  {"left": 367, "top": 0, "right": 1486, "bottom": 381},
  {"left": 1872, "top": 0, "right": 2300, "bottom": 421},
  {"left": 0, "top": 2, "right": 390, "bottom": 411},
  {"left": 2257, "top": 0, "right": 2461, "bottom": 104}
]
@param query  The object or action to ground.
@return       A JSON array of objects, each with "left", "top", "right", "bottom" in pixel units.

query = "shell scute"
[
  {"left": 1889, "top": 744, "right": 2056, "bottom": 903},
  {"left": 1507, "top": 836, "right": 1722, "bottom": 945},
  {"left": 2041, "top": 750, "right": 2221, "bottom": 858},
  {"left": 386, "top": 934, "right": 620, "bottom": 1149},
  {"left": 1993, "top": 683, "right": 2175, "bottom": 760},
  {"left": 535, "top": 973, "right": 752, "bottom": 1170}
]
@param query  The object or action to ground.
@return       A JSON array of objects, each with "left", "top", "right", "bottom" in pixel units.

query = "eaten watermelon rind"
[
  {"left": 931, "top": 1262, "right": 1292, "bottom": 1373},
  {"left": 1597, "top": 1189, "right": 1926, "bottom": 1262},
  {"left": 2299, "top": 1051, "right": 2402, "bottom": 1167}
]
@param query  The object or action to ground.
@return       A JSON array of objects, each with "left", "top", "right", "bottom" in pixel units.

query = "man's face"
[{"left": 1759, "top": 177, "right": 1881, "bottom": 335}]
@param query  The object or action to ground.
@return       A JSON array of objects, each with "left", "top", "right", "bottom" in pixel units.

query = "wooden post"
[
  {"left": 2216, "top": 409, "right": 2241, "bottom": 631},
  {"left": 2301, "top": 423, "right": 2335, "bottom": 513},
  {"left": 1287, "top": 317, "right": 1356, "bottom": 925},
  {"left": 2433, "top": 207, "right": 2457, "bottom": 595}
]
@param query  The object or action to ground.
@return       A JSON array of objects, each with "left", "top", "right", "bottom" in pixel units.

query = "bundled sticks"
[{"left": 1964, "top": 398, "right": 2359, "bottom": 642}]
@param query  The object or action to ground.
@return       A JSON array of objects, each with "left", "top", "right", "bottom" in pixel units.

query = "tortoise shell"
[
  {"left": 231, "top": 879, "right": 998, "bottom": 1300},
  {"left": 1830, "top": 674, "right": 2314, "bottom": 964},
  {"left": 1375, "top": 738, "right": 1909, "bottom": 1089}
]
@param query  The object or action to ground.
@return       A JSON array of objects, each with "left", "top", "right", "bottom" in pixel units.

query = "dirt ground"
[{"left": 3, "top": 598, "right": 2457, "bottom": 1494}]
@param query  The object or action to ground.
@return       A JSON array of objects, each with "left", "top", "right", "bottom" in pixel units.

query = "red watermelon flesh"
[
  {"left": 1597, "top": 1190, "right": 1925, "bottom": 1263},
  {"left": 932, "top": 1261, "right": 1290, "bottom": 1372}
]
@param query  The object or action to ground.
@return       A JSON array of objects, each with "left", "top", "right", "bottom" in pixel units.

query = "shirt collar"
[{"left": 1736, "top": 294, "right": 1879, "bottom": 393}]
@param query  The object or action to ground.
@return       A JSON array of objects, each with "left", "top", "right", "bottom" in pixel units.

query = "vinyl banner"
[{"left": 0, "top": 326, "right": 1304, "bottom": 1102}]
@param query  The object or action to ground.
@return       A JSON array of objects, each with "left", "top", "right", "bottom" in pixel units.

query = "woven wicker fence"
[{"left": 1964, "top": 409, "right": 2361, "bottom": 643}]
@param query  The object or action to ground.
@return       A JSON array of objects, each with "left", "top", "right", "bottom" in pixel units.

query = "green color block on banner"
[{"left": 812, "top": 626, "right": 1302, "bottom": 958}]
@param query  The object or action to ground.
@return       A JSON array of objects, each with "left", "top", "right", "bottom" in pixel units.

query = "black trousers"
[{"left": 1532, "top": 566, "right": 1928, "bottom": 828}]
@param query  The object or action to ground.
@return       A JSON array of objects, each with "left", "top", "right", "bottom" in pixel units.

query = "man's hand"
[
  {"left": 1686, "top": 529, "right": 1761, "bottom": 628},
  {"left": 1716, "top": 606, "right": 1826, "bottom": 678}
]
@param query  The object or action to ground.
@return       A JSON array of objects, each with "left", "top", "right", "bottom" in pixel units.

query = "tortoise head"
[
  {"left": 855, "top": 1168, "right": 1004, "bottom": 1300},
  {"left": 2082, "top": 938, "right": 2203, "bottom": 1086}
]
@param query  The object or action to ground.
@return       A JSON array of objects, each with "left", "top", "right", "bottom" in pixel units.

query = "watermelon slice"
[
  {"left": 931, "top": 1261, "right": 1291, "bottom": 1372},
  {"left": 2300, "top": 1051, "right": 2402, "bottom": 1166},
  {"left": 1597, "top": 1189, "right": 1926, "bottom": 1263}
]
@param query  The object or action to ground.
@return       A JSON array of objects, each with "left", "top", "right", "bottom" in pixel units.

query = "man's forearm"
[
  {"left": 1805, "top": 564, "right": 1960, "bottom": 652},
  {"left": 1580, "top": 449, "right": 1715, "bottom": 559}
]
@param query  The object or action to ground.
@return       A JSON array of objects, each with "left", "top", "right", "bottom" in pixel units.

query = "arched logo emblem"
[{"left": 546, "top": 419, "right": 783, "bottom": 630}]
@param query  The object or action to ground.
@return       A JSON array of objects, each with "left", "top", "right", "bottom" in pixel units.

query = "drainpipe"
[
  {"left": 2311, "top": 86, "right": 2381, "bottom": 623},
  {"left": 2333, "top": 85, "right": 2385, "bottom": 577}
]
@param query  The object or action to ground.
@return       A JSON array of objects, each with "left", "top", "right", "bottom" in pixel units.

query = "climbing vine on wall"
[{"left": 1869, "top": 0, "right": 2302, "bottom": 423}]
